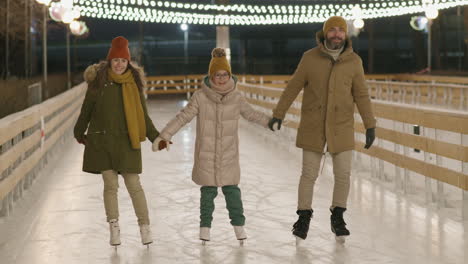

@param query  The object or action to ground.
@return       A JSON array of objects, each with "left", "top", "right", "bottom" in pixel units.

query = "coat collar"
[
  {"left": 201, "top": 75, "right": 238, "bottom": 103},
  {"left": 315, "top": 30, "right": 354, "bottom": 62},
  {"left": 89, "top": 61, "right": 146, "bottom": 92}
]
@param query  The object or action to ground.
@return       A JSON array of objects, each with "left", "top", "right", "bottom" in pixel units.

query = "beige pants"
[
  {"left": 102, "top": 170, "right": 150, "bottom": 225},
  {"left": 298, "top": 150, "right": 352, "bottom": 210}
]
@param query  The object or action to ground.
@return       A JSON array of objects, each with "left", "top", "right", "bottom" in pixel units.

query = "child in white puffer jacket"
[{"left": 153, "top": 48, "right": 270, "bottom": 245}]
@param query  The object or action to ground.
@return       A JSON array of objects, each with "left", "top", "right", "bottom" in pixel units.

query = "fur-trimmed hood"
[
  {"left": 84, "top": 61, "right": 146, "bottom": 92},
  {"left": 315, "top": 30, "right": 353, "bottom": 61}
]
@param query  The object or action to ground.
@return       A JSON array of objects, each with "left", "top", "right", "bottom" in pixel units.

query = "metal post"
[
  {"left": 25, "top": 0, "right": 29, "bottom": 78},
  {"left": 216, "top": 26, "right": 230, "bottom": 63},
  {"left": 5, "top": 0, "right": 9, "bottom": 78},
  {"left": 215, "top": 0, "right": 230, "bottom": 62},
  {"left": 42, "top": 5, "right": 48, "bottom": 97},
  {"left": 184, "top": 30, "right": 188, "bottom": 66},
  {"left": 428, "top": 19, "right": 433, "bottom": 72},
  {"left": 66, "top": 28, "right": 71, "bottom": 89},
  {"left": 29, "top": 0, "right": 33, "bottom": 77},
  {"left": 457, "top": 7, "right": 462, "bottom": 71}
]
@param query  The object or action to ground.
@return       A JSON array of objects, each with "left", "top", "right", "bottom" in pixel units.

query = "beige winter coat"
[
  {"left": 160, "top": 76, "right": 270, "bottom": 187},
  {"left": 273, "top": 31, "right": 376, "bottom": 153}
]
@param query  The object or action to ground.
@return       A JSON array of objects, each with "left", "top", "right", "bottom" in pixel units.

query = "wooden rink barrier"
[
  {"left": 0, "top": 83, "right": 86, "bottom": 217},
  {"left": 2, "top": 74, "right": 468, "bottom": 218},
  {"left": 236, "top": 78, "right": 468, "bottom": 220},
  {"left": 145, "top": 74, "right": 468, "bottom": 110},
  {"left": 146, "top": 75, "right": 204, "bottom": 99}
]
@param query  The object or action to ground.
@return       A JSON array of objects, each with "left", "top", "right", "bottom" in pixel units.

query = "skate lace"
[
  {"left": 293, "top": 216, "right": 310, "bottom": 231},
  {"left": 332, "top": 215, "right": 346, "bottom": 227}
]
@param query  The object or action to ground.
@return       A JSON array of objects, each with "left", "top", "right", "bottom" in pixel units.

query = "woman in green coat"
[{"left": 73, "top": 36, "right": 161, "bottom": 248}]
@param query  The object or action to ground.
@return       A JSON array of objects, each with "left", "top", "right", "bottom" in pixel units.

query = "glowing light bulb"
[
  {"left": 425, "top": 6, "right": 439, "bottom": 19},
  {"left": 353, "top": 18, "right": 364, "bottom": 29}
]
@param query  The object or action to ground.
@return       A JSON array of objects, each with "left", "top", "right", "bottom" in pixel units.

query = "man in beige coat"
[{"left": 268, "top": 16, "right": 376, "bottom": 242}]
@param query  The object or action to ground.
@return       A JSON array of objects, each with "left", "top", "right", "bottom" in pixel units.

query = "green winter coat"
[{"left": 74, "top": 62, "right": 159, "bottom": 174}]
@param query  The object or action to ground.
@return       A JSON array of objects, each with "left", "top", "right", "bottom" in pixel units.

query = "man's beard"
[{"left": 325, "top": 37, "right": 345, "bottom": 50}]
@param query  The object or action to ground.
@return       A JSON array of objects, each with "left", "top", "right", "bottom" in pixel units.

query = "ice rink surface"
[{"left": 0, "top": 98, "right": 466, "bottom": 264}]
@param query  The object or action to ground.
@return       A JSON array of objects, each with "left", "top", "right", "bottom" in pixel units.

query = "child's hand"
[
  {"left": 152, "top": 137, "right": 173, "bottom": 152},
  {"left": 159, "top": 139, "right": 173, "bottom": 151}
]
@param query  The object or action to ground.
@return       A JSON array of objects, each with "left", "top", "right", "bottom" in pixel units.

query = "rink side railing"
[
  {"left": 237, "top": 81, "right": 468, "bottom": 220},
  {"left": 3, "top": 74, "right": 468, "bottom": 218},
  {"left": 146, "top": 75, "right": 204, "bottom": 98},
  {"left": 146, "top": 74, "right": 468, "bottom": 110},
  {"left": 0, "top": 83, "right": 86, "bottom": 217}
]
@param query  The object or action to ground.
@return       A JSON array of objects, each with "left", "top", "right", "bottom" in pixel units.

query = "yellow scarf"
[{"left": 108, "top": 69, "right": 146, "bottom": 149}]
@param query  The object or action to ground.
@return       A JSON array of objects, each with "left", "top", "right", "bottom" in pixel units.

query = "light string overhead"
[
  {"left": 37, "top": 0, "right": 89, "bottom": 35},
  {"left": 72, "top": 0, "right": 468, "bottom": 25}
]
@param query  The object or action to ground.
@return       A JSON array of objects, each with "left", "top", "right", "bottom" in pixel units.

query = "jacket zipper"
[
  {"left": 214, "top": 103, "right": 219, "bottom": 186},
  {"left": 324, "top": 59, "right": 337, "bottom": 150}
]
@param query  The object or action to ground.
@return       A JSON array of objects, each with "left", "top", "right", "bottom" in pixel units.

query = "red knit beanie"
[{"left": 107, "top": 36, "right": 131, "bottom": 61}]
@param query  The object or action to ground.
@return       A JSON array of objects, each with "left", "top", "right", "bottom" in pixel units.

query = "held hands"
[
  {"left": 268, "top": 117, "right": 283, "bottom": 131},
  {"left": 152, "top": 136, "right": 173, "bottom": 152},
  {"left": 364, "top": 128, "right": 375, "bottom": 149}
]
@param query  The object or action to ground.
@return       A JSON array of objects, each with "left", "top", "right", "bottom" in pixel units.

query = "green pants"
[{"left": 200, "top": 185, "right": 245, "bottom": 227}]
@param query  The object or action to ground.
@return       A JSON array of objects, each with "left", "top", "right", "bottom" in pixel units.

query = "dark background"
[
  {"left": 2, "top": 6, "right": 467, "bottom": 78},
  {"left": 1, "top": 2, "right": 468, "bottom": 117}
]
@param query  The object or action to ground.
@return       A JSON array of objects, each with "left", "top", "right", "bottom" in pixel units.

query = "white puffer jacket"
[{"left": 159, "top": 76, "right": 270, "bottom": 186}]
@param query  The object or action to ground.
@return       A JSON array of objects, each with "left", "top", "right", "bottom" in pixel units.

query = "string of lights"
[{"left": 72, "top": 0, "right": 468, "bottom": 25}]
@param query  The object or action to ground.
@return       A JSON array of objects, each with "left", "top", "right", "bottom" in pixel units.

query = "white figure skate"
[
  {"left": 233, "top": 226, "right": 247, "bottom": 246},
  {"left": 109, "top": 219, "right": 121, "bottom": 249},
  {"left": 140, "top": 224, "right": 153, "bottom": 248},
  {"left": 200, "top": 227, "right": 210, "bottom": 245}
]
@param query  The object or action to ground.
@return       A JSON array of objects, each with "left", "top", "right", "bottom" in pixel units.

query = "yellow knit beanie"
[
  {"left": 323, "top": 16, "right": 348, "bottom": 35},
  {"left": 208, "top": 48, "right": 231, "bottom": 77}
]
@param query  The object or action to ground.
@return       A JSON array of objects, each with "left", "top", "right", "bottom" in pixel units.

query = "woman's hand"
[{"left": 76, "top": 135, "right": 87, "bottom": 145}]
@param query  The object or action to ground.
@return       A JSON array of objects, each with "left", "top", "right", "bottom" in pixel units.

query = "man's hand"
[
  {"left": 268, "top": 117, "right": 283, "bottom": 131},
  {"left": 364, "top": 128, "right": 375, "bottom": 149}
]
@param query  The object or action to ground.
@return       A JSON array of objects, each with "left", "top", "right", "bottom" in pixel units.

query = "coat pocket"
[
  {"left": 300, "top": 104, "right": 322, "bottom": 130},
  {"left": 334, "top": 105, "right": 354, "bottom": 130},
  {"left": 85, "top": 132, "right": 105, "bottom": 148}
]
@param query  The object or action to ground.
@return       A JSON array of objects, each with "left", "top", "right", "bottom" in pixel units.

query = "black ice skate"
[
  {"left": 292, "top": 209, "right": 313, "bottom": 244},
  {"left": 330, "top": 207, "right": 350, "bottom": 243}
]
